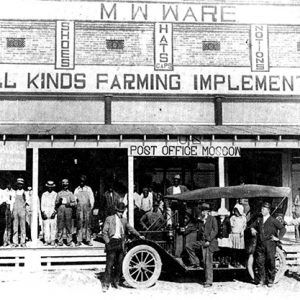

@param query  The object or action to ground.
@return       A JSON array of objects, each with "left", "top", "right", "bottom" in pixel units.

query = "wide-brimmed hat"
[
  {"left": 45, "top": 180, "right": 56, "bottom": 188},
  {"left": 62, "top": 179, "right": 69, "bottom": 185},
  {"left": 174, "top": 174, "right": 181, "bottom": 180},
  {"left": 262, "top": 202, "right": 271, "bottom": 210},
  {"left": 116, "top": 202, "right": 126, "bottom": 213},
  {"left": 201, "top": 203, "right": 211, "bottom": 211},
  {"left": 16, "top": 178, "right": 24, "bottom": 184},
  {"left": 217, "top": 207, "right": 230, "bottom": 216}
]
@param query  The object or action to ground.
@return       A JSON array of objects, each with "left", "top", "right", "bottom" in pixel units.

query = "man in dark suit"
[
  {"left": 103, "top": 185, "right": 121, "bottom": 220},
  {"left": 102, "top": 202, "right": 144, "bottom": 292},
  {"left": 185, "top": 203, "right": 219, "bottom": 287},
  {"left": 250, "top": 202, "right": 286, "bottom": 287}
]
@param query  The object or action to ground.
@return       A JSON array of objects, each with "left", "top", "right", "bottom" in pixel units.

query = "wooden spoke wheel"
[
  {"left": 247, "top": 246, "right": 286, "bottom": 283},
  {"left": 274, "top": 247, "right": 286, "bottom": 283},
  {"left": 123, "top": 245, "right": 162, "bottom": 289}
]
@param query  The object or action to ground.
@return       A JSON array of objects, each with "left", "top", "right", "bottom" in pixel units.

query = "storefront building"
[{"left": 0, "top": 0, "right": 300, "bottom": 244}]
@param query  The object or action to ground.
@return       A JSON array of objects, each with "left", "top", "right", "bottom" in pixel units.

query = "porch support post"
[
  {"left": 31, "top": 148, "right": 39, "bottom": 247},
  {"left": 282, "top": 150, "right": 292, "bottom": 217},
  {"left": 128, "top": 154, "right": 134, "bottom": 226},
  {"left": 218, "top": 157, "right": 226, "bottom": 209}
]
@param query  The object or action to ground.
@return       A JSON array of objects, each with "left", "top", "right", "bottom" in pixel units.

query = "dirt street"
[{"left": 0, "top": 269, "right": 299, "bottom": 300}]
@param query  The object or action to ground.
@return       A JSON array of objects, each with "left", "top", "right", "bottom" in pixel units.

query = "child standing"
[
  {"left": 217, "top": 207, "right": 231, "bottom": 267},
  {"left": 229, "top": 204, "right": 247, "bottom": 267}
]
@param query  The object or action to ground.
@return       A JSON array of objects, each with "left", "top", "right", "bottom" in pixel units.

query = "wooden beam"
[
  {"left": 104, "top": 95, "right": 112, "bottom": 125},
  {"left": 128, "top": 154, "right": 134, "bottom": 226},
  {"left": 31, "top": 148, "right": 39, "bottom": 248}
]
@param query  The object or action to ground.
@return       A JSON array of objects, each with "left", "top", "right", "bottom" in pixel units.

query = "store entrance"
[
  {"left": 134, "top": 156, "right": 218, "bottom": 195},
  {"left": 39, "top": 149, "right": 128, "bottom": 199}
]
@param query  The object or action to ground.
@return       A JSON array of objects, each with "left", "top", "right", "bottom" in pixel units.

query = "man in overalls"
[
  {"left": 74, "top": 175, "right": 94, "bottom": 246},
  {"left": 12, "top": 178, "right": 28, "bottom": 247},
  {"left": 55, "top": 179, "right": 76, "bottom": 246}
]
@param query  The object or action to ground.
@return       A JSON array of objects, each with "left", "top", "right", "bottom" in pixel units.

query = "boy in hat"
[
  {"left": 55, "top": 179, "right": 76, "bottom": 246},
  {"left": 41, "top": 181, "right": 57, "bottom": 246},
  {"left": 185, "top": 203, "right": 219, "bottom": 287},
  {"left": 102, "top": 202, "right": 144, "bottom": 292},
  {"left": 74, "top": 175, "right": 95, "bottom": 246},
  {"left": 250, "top": 202, "right": 286, "bottom": 287},
  {"left": 12, "top": 178, "right": 28, "bottom": 247}
]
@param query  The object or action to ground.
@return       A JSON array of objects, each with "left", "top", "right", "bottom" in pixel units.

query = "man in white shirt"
[
  {"left": 102, "top": 202, "right": 143, "bottom": 292},
  {"left": 166, "top": 174, "right": 189, "bottom": 225},
  {"left": 2, "top": 183, "right": 15, "bottom": 246},
  {"left": 74, "top": 175, "right": 95, "bottom": 246},
  {"left": 41, "top": 181, "right": 57, "bottom": 246},
  {"left": 139, "top": 187, "right": 153, "bottom": 213}
]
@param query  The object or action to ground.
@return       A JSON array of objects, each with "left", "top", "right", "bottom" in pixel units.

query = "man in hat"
[
  {"left": 55, "top": 179, "right": 76, "bottom": 246},
  {"left": 166, "top": 175, "right": 189, "bottom": 226},
  {"left": 166, "top": 174, "right": 189, "bottom": 196},
  {"left": 292, "top": 188, "right": 300, "bottom": 241},
  {"left": 41, "top": 181, "right": 57, "bottom": 246},
  {"left": 140, "top": 200, "right": 164, "bottom": 231},
  {"left": 12, "top": 178, "right": 28, "bottom": 247},
  {"left": 250, "top": 202, "right": 286, "bottom": 287},
  {"left": 185, "top": 203, "right": 219, "bottom": 287},
  {"left": 74, "top": 175, "right": 95, "bottom": 246},
  {"left": 103, "top": 184, "right": 121, "bottom": 220},
  {"left": 102, "top": 202, "right": 144, "bottom": 292}
]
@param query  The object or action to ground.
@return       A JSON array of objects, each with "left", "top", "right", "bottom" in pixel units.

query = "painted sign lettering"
[
  {"left": 129, "top": 144, "right": 241, "bottom": 157},
  {"left": 1, "top": 65, "right": 300, "bottom": 95},
  {"left": 250, "top": 25, "right": 269, "bottom": 72},
  {"left": 2, "top": 2, "right": 300, "bottom": 25},
  {"left": 154, "top": 23, "right": 173, "bottom": 71},
  {"left": 55, "top": 21, "right": 75, "bottom": 70}
]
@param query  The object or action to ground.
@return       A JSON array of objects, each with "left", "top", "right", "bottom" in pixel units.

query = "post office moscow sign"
[{"left": 129, "top": 144, "right": 241, "bottom": 157}]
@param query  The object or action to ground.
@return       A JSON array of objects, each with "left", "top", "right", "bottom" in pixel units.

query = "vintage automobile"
[{"left": 122, "top": 184, "right": 290, "bottom": 289}]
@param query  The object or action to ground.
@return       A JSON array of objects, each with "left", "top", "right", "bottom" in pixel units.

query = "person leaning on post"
[{"left": 102, "top": 202, "right": 144, "bottom": 292}]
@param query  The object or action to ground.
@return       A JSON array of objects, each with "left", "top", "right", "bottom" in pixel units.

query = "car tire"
[{"left": 122, "top": 244, "right": 162, "bottom": 289}]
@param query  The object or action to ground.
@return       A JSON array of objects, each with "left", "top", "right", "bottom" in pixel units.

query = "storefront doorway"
[
  {"left": 39, "top": 149, "right": 128, "bottom": 199},
  {"left": 134, "top": 156, "right": 218, "bottom": 194}
]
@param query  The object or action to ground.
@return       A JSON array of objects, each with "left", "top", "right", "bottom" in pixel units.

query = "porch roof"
[{"left": 0, "top": 124, "right": 299, "bottom": 136}]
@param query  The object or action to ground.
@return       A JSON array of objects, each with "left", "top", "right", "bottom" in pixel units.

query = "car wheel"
[
  {"left": 122, "top": 244, "right": 162, "bottom": 289},
  {"left": 274, "top": 246, "right": 286, "bottom": 283}
]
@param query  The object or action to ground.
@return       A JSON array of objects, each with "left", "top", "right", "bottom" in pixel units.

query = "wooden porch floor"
[{"left": 0, "top": 239, "right": 106, "bottom": 270}]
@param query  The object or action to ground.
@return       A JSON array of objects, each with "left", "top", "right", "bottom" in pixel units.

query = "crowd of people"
[
  {"left": 0, "top": 174, "right": 288, "bottom": 291},
  {"left": 0, "top": 173, "right": 184, "bottom": 247}
]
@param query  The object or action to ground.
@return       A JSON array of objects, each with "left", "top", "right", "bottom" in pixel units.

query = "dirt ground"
[{"left": 0, "top": 269, "right": 299, "bottom": 300}]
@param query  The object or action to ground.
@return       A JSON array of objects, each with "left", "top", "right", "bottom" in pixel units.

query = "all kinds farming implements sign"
[
  {"left": 1, "top": 65, "right": 300, "bottom": 95},
  {"left": 129, "top": 144, "right": 241, "bottom": 157}
]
